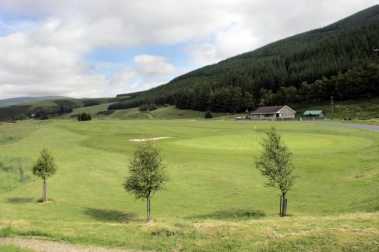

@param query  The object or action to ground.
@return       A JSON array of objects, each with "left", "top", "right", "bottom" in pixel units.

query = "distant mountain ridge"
[
  {"left": 113, "top": 5, "right": 379, "bottom": 113},
  {"left": 0, "top": 96, "right": 67, "bottom": 108}
]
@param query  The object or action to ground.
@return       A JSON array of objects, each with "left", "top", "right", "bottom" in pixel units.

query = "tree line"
[
  {"left": 109, "top": 61, "right": 379, "bottom": 113},
  {"left": 110, "top": 12, "right": 379, "bottom": 113}
]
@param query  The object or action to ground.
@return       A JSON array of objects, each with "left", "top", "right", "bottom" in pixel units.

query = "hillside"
[
  {"left": 113, "top": 5, "right": 379, "bottom": 113},
  {"left": 0, "top": 97, "right": 67, "bottom": 108},
  {"left": 0, "top": 97, "right": 116, "bottom": 121}
]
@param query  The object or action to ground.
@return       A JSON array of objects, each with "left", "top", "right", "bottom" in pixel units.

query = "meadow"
[{"left": 0, "top": 119, "right": 378, "bottom": 251}]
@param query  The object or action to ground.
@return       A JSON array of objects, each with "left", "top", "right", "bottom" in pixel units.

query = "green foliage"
[
  {"left": 256, "top": 128, "right": 295, "bottom": 216},
  {"left": 125, "top": 143, "right": 168, "bottom": 221},
  {"left": 256, "top": 128, "right": 295, "bottom": 193},
  {"left": 124, "top": 144, "right": 167, "bottom": 199},
  {"left": 204, "top": 111, "right": 213, "bottom": 119},
  {"left": 32, "top": 149, "right": 57, "bottom": 202},
  {"left": 32, "top": 149, "right": 57, "bottom": 180},
  {"left": 77, "top": 112, "right": 92, "bottom": 121}
]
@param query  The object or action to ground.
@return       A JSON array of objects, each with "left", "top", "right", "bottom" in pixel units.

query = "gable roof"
[{"left": 251, "top": 106, "right": 284, "bottom": 114}]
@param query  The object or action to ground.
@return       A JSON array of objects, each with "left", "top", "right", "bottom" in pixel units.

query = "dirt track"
[{"left": 0, "top": 238, "right": 145, "bottom": 252}]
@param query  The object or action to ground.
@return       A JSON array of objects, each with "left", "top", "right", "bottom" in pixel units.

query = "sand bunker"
[{"left": 129, "top": 137, "right": 172, "bottom": 142}]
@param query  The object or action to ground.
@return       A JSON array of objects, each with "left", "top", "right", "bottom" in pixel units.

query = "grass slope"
[
  {"left": 0, "top": 120, "right": 378, "bottom": 251},
  {"left": 0, "top": 97, "right": 65, "bottom": 108},
  {"left": 295, "top": 97, "right": 379, "bottom": 120},
  {"left": 68, "top": 103, "right": 112, "bottom": 117},
  {"left": 69, "top": 105, "right": 225, "bottom": 120},
  {"left": 67, "top": 97, "right": 379, "bottom": 121}
]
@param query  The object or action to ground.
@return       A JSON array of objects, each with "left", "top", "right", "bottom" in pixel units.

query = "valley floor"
[{"left": 0, "top": 119, "right": 378, "bottom": 251}]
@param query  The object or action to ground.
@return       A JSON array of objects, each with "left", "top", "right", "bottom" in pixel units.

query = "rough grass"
[
  {"left": 1, "top": 213, "right": 378, "bottom": 251},
  {"left": 68, "top": 103, "right": 112, "bottom": 117},
  {"left": 295, "top": 97, "right": 379, "bottom": 120},
  {"left": 107, "top": 106, "right": 226, "bottom": 120},
  {"left": 68, "top": 105, "right": 226, "bottom": 120},
  {"left": 356, "top": 118, "right": 379, "bottom": 126},
  {"left": 0, "top": 244, "right": 34, "bottom": 252},
  {"left": 0, "top": 119, "right": 378, "bottom": 251}
]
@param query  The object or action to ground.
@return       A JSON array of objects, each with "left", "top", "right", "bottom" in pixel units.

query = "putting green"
[{"left": 172, "top": 132, "right": 372, "bottom": 154}]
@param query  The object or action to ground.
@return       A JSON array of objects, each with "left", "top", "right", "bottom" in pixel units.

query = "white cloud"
[
  {"left": 0, "top": 0, "right": 377, "bottom": 98},
  {"left": 188, "top": 23, "right": 259, "bottom": 66},
  {"left": 0, "top": 28, "right": 107, "bottom": 98},
  {"left": 109, "top": 54, "right": 177, "bottom": 94},
  {"left": 134, "top": 55, "right": 175, "bottom": 77}
]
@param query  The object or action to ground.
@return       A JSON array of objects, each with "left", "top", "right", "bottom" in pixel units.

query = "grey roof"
[
  {"left": 251, "top": 106, "right": 284, "bottom": 114},
  {"left": 304, "top": 110, "right": 323, "bottom": 116}
]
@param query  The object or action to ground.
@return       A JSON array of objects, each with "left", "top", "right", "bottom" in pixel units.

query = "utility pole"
[{"left": 330, "top": 96, "right": 334, "bottom": 118}]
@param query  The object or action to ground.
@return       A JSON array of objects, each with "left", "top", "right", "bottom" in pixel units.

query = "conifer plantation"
[{"left": 111, "top": 6, "right": 379, "bottom": 113}]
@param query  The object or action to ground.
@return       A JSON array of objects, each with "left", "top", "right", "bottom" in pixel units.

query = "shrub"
[
  {"left": 77, "top": 113, "right": 92, "bottom": 121},
  {"left": 204, "top": 111, "right": 213, "bottom": 119}
]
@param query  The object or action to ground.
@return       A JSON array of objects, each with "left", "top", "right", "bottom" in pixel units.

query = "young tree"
[
  {"left": 256, "top": 128, "right": 295, "bottom": 217},
  {"left": 32, "top": 149, "right": 57, "bottom": 202},
  {"left": 124, "top": 143, "right": 168, "bottom": 222}
]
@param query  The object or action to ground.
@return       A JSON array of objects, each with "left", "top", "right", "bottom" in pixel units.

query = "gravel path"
[
  {"left": 344, "top": 123, "right": 379, "bottom": 132},
  {"left": 0, "top": 238, "right": 145, "bottom": 252}
]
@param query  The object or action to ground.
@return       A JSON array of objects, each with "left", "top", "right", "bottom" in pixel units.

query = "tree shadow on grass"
[
  {"left": 84, "top": 208, "right": 137, "bottom": 223},
  {"left": 187, "top": 208, "right": 266, "bottom": 220},
  {"left": 7, "top": 197, "right": 34, "bottom": 204}
]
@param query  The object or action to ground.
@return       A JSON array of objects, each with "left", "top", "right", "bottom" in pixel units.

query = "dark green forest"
[{"left": 111, "top": 5, "right": 379, "bottom": 113}]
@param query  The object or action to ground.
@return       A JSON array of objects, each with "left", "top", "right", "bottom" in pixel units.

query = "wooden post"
[
  {"left": 146, "top": 196, "right": 151, "bottom": 222},
  {"left": 283, "top": 198, "right": 287, "bottom": 217},
  {"left": 43, "top": 178, "right": 47, "bottom": 202}
]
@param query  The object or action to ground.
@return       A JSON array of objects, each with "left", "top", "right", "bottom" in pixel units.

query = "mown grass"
[{"left": 0, "top": 119, "right": 378, "bottom": 251}]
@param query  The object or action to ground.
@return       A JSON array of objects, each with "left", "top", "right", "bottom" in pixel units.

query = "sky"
[{"left": 0, "top": 0, "right": 377, "bottom": 99}]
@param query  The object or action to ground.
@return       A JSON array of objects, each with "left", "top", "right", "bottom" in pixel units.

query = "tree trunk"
[
  {"left": 280, "top": 193, "right": 287, "bottom": 217},
  {"left": 146, "top": 196, "right": 151, "bottom": 222},
  {"left": 43, "top": 178, "right": 48, "bottom": 202},
  {"left": 283, "top": 197, "right": 288, "bottom": 217}
]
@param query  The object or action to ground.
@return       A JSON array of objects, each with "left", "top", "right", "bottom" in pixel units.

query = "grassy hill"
[
  {"left": 0, "top": 120, "right": 378, "bottom": 251},
  {"left": 0, "top": 97, "right": 116, "bottom": 122},
  {"left": 68, "top": 105, "right": 226, "bottom": 120},
  {"left": 113, "top": 5, "right": 379, "bottom": 113},
  {"left": 0, "top": 97, "right": 67, "bottom": 108}
]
